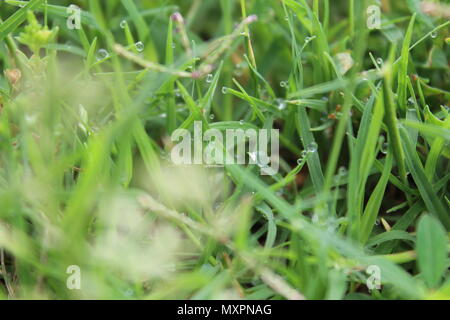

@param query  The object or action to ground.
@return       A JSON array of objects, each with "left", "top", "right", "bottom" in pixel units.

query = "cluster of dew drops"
[
  {"left": 95, "top": 20, "right": 146, "bottom": 61},
  {"left": 92, "top": 17, "right": 438, "bottom": 175},
  {"left": 297, "top": 142, "right": 318, "bottom": 165}
]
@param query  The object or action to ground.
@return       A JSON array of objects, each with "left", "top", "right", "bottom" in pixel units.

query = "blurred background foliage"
[{"left": 0, "top": 0, "right": 449, "bottom": 300}]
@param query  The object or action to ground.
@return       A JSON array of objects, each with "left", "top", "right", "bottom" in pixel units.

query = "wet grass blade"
[
  {"left": 0, "top": 0, "right": 44, "bottom": 43},
  {"left": 400, "top": 127, "right": 450, "bottom": 229},
  {"left": 396, "top": 14, "right": 416, "bottom": 114}
]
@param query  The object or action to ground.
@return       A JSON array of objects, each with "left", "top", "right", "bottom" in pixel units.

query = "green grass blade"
[
  {"left": 396, "top": 14, "right": 416, "bottom": 114},
  {"left": 0, "top": 0, "right": 44, "bottom": 43},
  {"left": 416, "top": 215, "right": 448, "bottom": 288},
  {"left": 400, "top": 127, "right": 450, "bottom": 229}
]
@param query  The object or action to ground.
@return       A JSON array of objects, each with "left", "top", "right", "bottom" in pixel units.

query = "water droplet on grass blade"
[
  {"left": 381, "top": 142, "right": 389, "bottom": 154},
  {"left": 120, "top": 20, "right": 127, "bottom": 29},
  {"left": 206, "top": 74, "right": 213, "bottom": 83},
  {"left": 307, "top": 142, "right": 318, "bottom": 153},
  {"left": 135, "top": 41, "right": 144, "bottom": 52},
  {"left": 275, "top": 98, "right": 286, "bottom": 110},
  {"left": 96, "top": 49, "right": 109, "bottom": 61}
]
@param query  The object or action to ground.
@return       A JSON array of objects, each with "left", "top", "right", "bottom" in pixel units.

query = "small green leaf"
[{"left": 416, "top": 215, "right": 448, "bottom": 288}]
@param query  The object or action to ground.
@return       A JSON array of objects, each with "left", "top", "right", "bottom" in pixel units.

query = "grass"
[{"left": 0, "top": 0, "right": 449, "bottom": 300}]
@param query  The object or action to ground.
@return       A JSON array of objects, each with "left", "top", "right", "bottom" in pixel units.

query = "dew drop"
[
  {"left": 239, "top": 119, "right": 245, "bottom": 125},
  {"left": 275, "top": 98, "right": 287, "bottom": 111},
  {"left": 120, "top": 20, "right": 127, "bottom": 29},
  {"left": 206, "top": 74, "right": 213, "bottom": 83},
  {"left": 430, "top": 31, "right": 438, "bottom": 39},
  {"left": 135, "top": 41, "right": 144, "bottom": 52},
  {"left": 209, "top": 114, "right": 215, "bottom": 120},
  {"left": 381, "top": 142, "right": 389, "bottom": 155},
  {"left": 280, "top": 81, "right": 288, "bottom": 88},
  {"left": 96, "top": 49, "right": 109, "bottom": 61},
  {"left": 221, "top": 87, "right": 228, "bottom": 94},
  {"left": 307, "top": 142, "right": 318, "bottom": 153},
  {"left": 376, "top": 58, "right": 383, "bottom": 66}
]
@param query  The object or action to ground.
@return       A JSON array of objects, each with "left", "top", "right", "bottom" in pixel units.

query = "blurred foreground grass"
[{"left": 0, "top": 0, "right": 449, "bottom": 300}]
